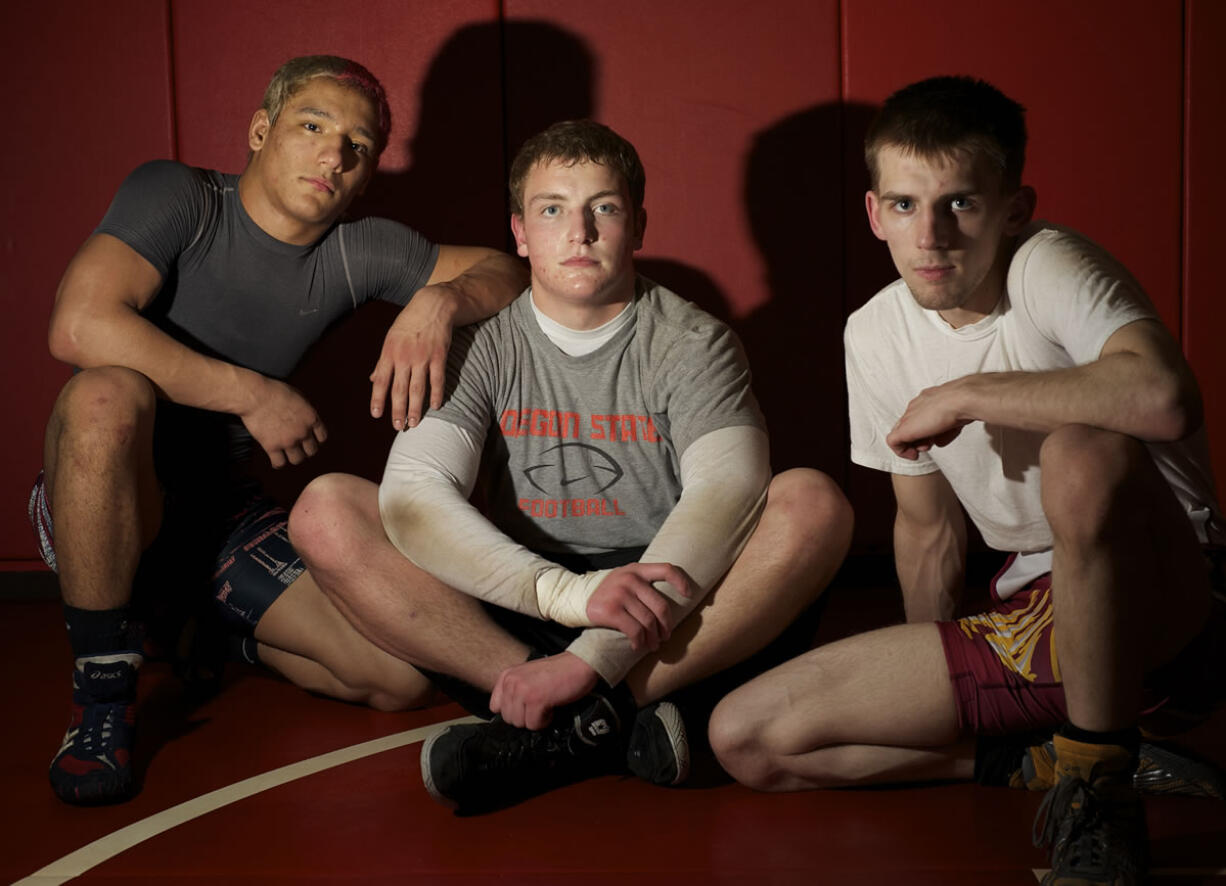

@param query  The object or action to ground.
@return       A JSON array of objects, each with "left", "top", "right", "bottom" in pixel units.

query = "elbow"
[
  {"left": 47, "top": 312, "right": 86, "bottom": 365},
  {"left": 1145, "top": 374, "right": 1202, "bottom": 442}
]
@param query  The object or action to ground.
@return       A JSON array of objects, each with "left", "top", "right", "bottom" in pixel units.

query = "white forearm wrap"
[
  {"left": 379, "top": 417, "right": 597, "bottom": 625},
  {"left": 566, "top": 424, "right": 771, "bottom": 684}
]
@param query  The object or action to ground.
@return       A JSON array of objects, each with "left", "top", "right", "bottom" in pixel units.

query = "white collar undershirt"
[{"left": 529, "top": 295, "right": 635, "bottom": 356}]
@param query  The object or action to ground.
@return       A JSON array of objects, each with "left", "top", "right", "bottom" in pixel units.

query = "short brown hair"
[
  {"left": 864, "top": 76, "right": 1027, "bottom": 191},
  {"left": 509, "top": 120, "right": 645, "bottom": 216},
  {"left": 262, "top": 55, "right": 392, "bottom": 154}
]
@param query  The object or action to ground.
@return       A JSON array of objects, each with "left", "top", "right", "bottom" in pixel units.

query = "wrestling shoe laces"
[
  {"left": 1033, "top": 746, "right": 1147, "bottom": 886},
  {"left": 421, "top": 693, "right": 626, "bottom": 814},
  {"left": 49, "top": 653, "right": 141, "bottom": 806}
]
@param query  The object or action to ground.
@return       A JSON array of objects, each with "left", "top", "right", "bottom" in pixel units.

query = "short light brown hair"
[
  {"left": 262, "top": 55, "right": 391, "bottom": 154},
  {"left": 865, "top": 76, "right": 1027, "bottom": 192},
  {"left": 509, "top": 120, "right": 645, "bottom": 216}
]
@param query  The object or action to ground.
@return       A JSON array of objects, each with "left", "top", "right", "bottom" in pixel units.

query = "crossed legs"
[{"left": 288, "top": 467, "right": 853, "bottom": 714}]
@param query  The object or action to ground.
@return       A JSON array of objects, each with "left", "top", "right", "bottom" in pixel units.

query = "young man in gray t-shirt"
[
  {"left": 36, "top": 55, "right": 526, "bottom": 807},
  {"left": 290, "top": 120, "right": 853, "bottom": 813}
]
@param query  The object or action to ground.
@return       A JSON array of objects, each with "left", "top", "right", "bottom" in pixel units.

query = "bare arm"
[
  {"left": 48, "top": 233, "right": 323, "bottom": 468},
  {"left": 369, "top": 246, "right": 527, "bottom": 429},
  {"left": 892, "top": 471, "right": 967, "bottom": 622},
  {"left": 886, "top": 319, "right": 1202, "bottom": 460}
]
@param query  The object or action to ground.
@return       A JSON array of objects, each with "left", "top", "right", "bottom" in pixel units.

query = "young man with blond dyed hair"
[
  {"left": 33, "top": 55, "right": 525, "bottom": 806},
  {"left": 290, "top": 119, "right": 853, "bottom": 813},
  {"left": 711, "top": 76, "right": 1224, "bottom": 885}
]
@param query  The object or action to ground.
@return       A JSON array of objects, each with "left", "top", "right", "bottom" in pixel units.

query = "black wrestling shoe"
[
  {"left": 626, "top": 701, "right": 690, "bottom": 786},
  {"left": 421, "top": 693, "right": 626, "bottom": 814},
  {"left": 1033, "top": 736, "right": 1147, "bottom": 885}
]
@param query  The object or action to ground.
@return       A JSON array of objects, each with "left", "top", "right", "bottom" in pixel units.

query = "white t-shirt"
[{"left": 846, "top": 224, "right": 1222, "bottom": 591}]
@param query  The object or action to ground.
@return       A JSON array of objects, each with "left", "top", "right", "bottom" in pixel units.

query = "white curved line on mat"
[{"left": 14, "top": 715, "right": 478, "bottom": 886}]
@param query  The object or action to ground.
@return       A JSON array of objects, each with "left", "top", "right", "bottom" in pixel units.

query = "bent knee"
[
  {"left": 289, "top": 473, "right": 377, "bottom": 563},
  {"left": 1040, "top": 425, "right": 1149, "bottom": 534},
  {"left": 50, "top": 367, "right": 157, "bottom": 445},
  {"left": 763, "top": 468, "right": 854, "bottom": 555},
  {"left": 710, "top": 692, "right": 792, "bottom": 791},
  {"left": 364, "top": 681, "right": 435, "bottom": 713},
  {"left": 347, "top": 665, "right": 435, "bottom": 712},
  {"left": 303, "top": 655, "right": 434, "bottom": 712}
]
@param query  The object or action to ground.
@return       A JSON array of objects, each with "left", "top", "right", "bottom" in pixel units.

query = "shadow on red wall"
[{"left": 253, "top": 27, "right": 902, "bottom": 557}]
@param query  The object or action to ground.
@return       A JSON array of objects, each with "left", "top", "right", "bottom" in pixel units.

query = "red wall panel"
[
  {"left": 841, "top": 0, "right": 1187, "bottom": 550},
  {"left": 1, "top": 1, "right": 175, "bottom": 565},
  {"left": 504, "top": 0, "right": 846, "bottom": 475},
  {"left": 1184, "top": 0, "right": 1226, "bottom": 502}
]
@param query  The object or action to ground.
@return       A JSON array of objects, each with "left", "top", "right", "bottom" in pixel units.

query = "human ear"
[
  {"left": 865, "top": 190, "right": 886, "bottom": 241},
  {"left": 248, "top": 109, "right": 271, "bottom": 153},
  {"left": 1004, "top": 185, "right": 1037, "bottom": 235},
  {"left": 510, "top": 213, "right": 529, "bottom": 258}
]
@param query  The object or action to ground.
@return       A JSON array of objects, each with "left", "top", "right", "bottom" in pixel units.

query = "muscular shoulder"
[
  {"left": 327, "top": 214, "right": 419, "bottom": 251},
  {"left": 1005, "top": 222, "right": 1156, "bottom": 355},
  {"left": 1008, "top": 223, "right": 1150, "bottom": 306},
  {"left": 110, "top": 160, "right": 224, "bottom": 207},
  {"left": 97, "top": 160, "right": 231, "bottom": 275},
  {"left": 318, "top": 215, "right": 439, "bottom": 306}
]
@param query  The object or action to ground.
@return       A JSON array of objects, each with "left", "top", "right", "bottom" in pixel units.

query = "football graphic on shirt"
[{"left": 523, "top": 443, "right": 624, "bottom": 496}]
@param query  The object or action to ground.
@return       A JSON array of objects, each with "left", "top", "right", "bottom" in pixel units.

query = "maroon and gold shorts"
[{"left": 938, "top": 557, "right": 1222, "bottom": 737}]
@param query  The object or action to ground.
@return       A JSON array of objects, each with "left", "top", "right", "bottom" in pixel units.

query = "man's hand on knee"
[
  {"left": 586, "top": 562, "right": 694, "bottom": 652},
  {"left": 490, "top": 652, "right": 598, "bottom": 730}
]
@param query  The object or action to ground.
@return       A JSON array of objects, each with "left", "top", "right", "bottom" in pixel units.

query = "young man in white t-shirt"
[{"left": 710, "top": 76, "right": 1224, "bottom": 885}]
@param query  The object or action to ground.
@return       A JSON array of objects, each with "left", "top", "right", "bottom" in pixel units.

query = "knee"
[
  {"left": 1040, "top": 425, "right": 1146, "bottom": 540},
  {"left": 762, "top": 468, "right": 854, "bottom": 562},
  {"left": 310, "top": 662, "right": 434, "bottom": 713},
  {"left": 289, "top": 473, "right": 371, "bottom": 568},
  {"left": 360, "top": 679, "right": 435, "bottom": 713},
  {"left": 50, "top": 367, "right": 157, "bottom": 450},
  {"left": 709, "top": 691, "right": 791, "bottom": 791},
  {"left": 327, "top": 652, "right": 435, "bottom": 713}
]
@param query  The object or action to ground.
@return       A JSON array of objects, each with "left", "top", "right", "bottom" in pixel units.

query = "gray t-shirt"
[
  {"left": 432, "top": 278, "right": 765, "bottom": 556},
  {"left": 97, "top": 160, "right": 438, "bottom": 379},
  {"left": 94, "top": 160, "right": 439, "bottom": 477}
]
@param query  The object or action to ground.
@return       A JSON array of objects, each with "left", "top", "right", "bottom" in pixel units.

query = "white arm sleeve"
[
  {"left": 565, "top": 424, "right": 771, "bottom": 684},
  {"left": 378, "top": 416, "right": 605, "bottom": 625}
]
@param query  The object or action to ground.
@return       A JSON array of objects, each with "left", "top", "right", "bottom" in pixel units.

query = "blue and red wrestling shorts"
[{"left": 29, "top": 470, "right": 302, "bottom": 635}]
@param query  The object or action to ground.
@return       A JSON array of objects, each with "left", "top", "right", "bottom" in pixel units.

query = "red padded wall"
[
  {"left": 504, "top": 0, "right": 846, "bottom": 477},
  {"left": 1184, "top": 0, "right": 1226, "bottom": 501},
  {"left": 841, "top": 0, "right": 1187, "bottom": 549},
  {"left": 1, "top": 1, "right": 175, "bottom": 567}
]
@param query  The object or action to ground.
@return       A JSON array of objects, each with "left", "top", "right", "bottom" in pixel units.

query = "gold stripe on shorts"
[{"left": 957, "top": 587, "right": 1055, "bottom": 683}]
